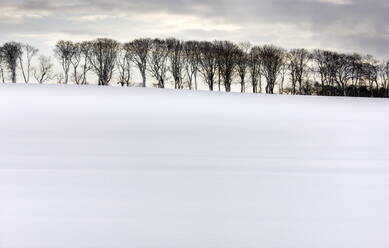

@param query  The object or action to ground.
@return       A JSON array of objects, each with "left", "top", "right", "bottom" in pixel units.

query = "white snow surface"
[{"left": 0, "top": 84, "right": 389, "bottom": 248}]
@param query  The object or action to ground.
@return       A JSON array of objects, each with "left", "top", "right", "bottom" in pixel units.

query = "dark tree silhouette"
[
  {"left": 363, "top": 55, "right": 380, "bottom": 97},
  {"left": 333, "top": 53, "right": 355, "bottom": 96},
  {"left": 79, "top": 41, "right": 93, "bottom": 85},
  {"left": 0, "top": 48, "right": 5, "bottom": 83},
  {"left": 348, "top": 54, "right": 363, "bottom": 97},
  {"left": 313, "top": 50, "right": 335, "bottom": 96},
  {"left": 2, "top": 42, "right": 22, "bottom": 83},
  {"left": 166, "top": 38, "right": 185, "bottom": 89},
  {"left": 218, "top": 41, "right": 239, "bottom": 92},
  {"left": 259, "top": 45, "right": 285, "bottom": 94},
  {"left": 236, "top": 42, "right": 250, "bottom": 93},
  {"left": 54, "top": 40, "right": 75, "bottom": 84},
  {"left": 127, "top": 38, "right": 152, "bottom": 87},
  {"left": 70, "top": 42, "right": 92, "bottom": 85},
  {"left": 248, "top": 46, "right": 262, "bottom": 93},
  {"left": 18, "top": 44, "right": 38, "bottom": 84},
  {"left": 198, "top": 41, "right": 218, "bottom": 91},
  {"left": 147, "top": 39, "right": 169, "bottom": 88},
  {"left": 1, "top": 37, "right": 388, "bottom": 98},
  {"left": 70, "top": 42, "right": 82, "bottom": 85},
  {"left": 379, "top": 60, "right": 389, "bottom": 98},
  {"left": 214, "top": 41, "right": 224, "bottom": 91},
  {"left": 287, "top": 49, "right": 311, "bottom": 95},
  {"left": 89, "top": 38, "right": 120, "bottom": 86},
  {"left": 33, "top": 55, "right": 54, "bottom": 84},
  {"left": 117, "top": 43, "right": 133, "bottom": 87},
  {"left": 183, "top": 41, "right": 200, "bottom": 90}
]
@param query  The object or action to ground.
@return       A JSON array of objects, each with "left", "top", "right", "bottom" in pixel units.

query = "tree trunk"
[
  {"left": 194, "top": 73, "right": 198, "bottom": 91},
  {"left": 218, "top": 72, "right": 221, "bottom": 92},
  {"left": 12, "top": 69, "right": 16, "bottom": 83},
  {"left": 1, "top": 69, "right": 4, "bottom": 83},
  {"left": 240, "top": 77, "right": 245, "bottom": 93}
]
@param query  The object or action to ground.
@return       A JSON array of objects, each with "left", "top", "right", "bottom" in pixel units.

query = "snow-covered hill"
[{"left": 0, "top": 84, "right": 388, "bottom": 248}]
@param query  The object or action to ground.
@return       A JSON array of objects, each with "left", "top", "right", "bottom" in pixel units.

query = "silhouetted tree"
[
  {"left": 0, "top": 48, "right": 5, "bottom": 83},
  {"left": 147, "top": 39, "right": 169, "bottom": 88},
  {"left": 54, "top": 40, "right": 75, "bottom": 84},
  {"left": 363, "top": 55, "right": 380, "bottom": 97},
  {"left": 18, "top": 44, "right": 38, "bottom": 84},
  {"left": 33, "top": 55, "right": 54, "bottom": 84},
  {"left": 198, "top": 41, "right": 218, "bottom": 91},
  {"left": 287, "top": 49, "right": 311, "bottom": 95},
  {"left": 279, "top": 60, "right": 287, "bottom": 94},
  {"left": 79, "top": 41, "right": 92, "bottom": 85},
  {"left": 89, "top": 38, "right": 120, "bottom": 86},
  {"left": 2, "top": 36, "right": 388, "bottom": 98},
  {"left": 236, "top": 42, "right": 250, "bottom": 93},
  {"left": 166, "top": 38, "right": 185, "bottom": 89},
  {"left": 183, "top": 41, "right": 200, "bottom": 90},
  {"left": 214, "top": 41, "right": 224, "bottom": 91},
  {"left": 248, "top": 46, "right": 262, "bottom": 93},
  {"left": 2, "top": 42, "right": 22, "bottom": 83},
  {"left": 312, "top": 50, "right": 338, "bottom": 96},
  {"left": 127, "top": 38, "right": 152, "bottom": 87},
  {"left": 218, "top": 41, "right": 239, "bottom": 92},
  {"left": 332, "top": 53, "right": 355, "bottom": 96},
  {"left": 348, "top": 53, "right": 363, "bottom": 97},
  {"left": 117, "top": 43, "right": 133, "bottom": 87},
  {"left": 69, "top": 41, "right": 92, "bottom": 85},
  {"left": 379, "top": 60, "right": 389, "bottom": 98},
  {"left": 259, "top": 45, "right": 285, "bottom": 94},
  {"left": 70, "top": 42, "right": 82, "bottom": 85}
]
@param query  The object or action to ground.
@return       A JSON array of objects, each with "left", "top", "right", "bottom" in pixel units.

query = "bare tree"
[
  {"left": 166, "top": 38, "right": 186, "bottom": 89},
  {"left": 33, "top": 56, "right": 54, "bottom": 84},
  {"left": 348, "top": 53, "right": 363, "bottom": 97},
  {"left": 259, "top": 45, "right": 285, "bottom": 94},
  {"left": 287, "top": 48, "right": 311, "bottom": 95},
  {"left": 218, "top": 41, "right": 239, "bottom": 92},
  {"left": 70, "top": 42, "right": 82, "bottom": 85},
  {"left": 312, "top": 50, "right": 328, "bottom": 94},
  {"left": 0, "top": 48, "right": 5, "bottom": 83},
  {"left": 2, "top": 42, "right": 22, "bottom": 83},
  {"left": 214, "top": 41, "right": 224, "bottom": 91},
  {"left": 54, "top": 40, "right": 75, "bottom": 84},
  {"left": 334, "top": 53, "right": 357, "bottom": 97},
  {"left": 379, "top": 60, "right": 389, "bottom": 98},
  {"left": 198, "top": 41, "right": 218, "bottom": 91},
  {"left": 79, "top": 41, "right": 92, "bottom": 85},
  {"left": 236, "top": 42, "right": 251, "bottom": 93},
  {"left": 18, "top": 44, "right": 38, "bottom": 84},
  {"left": 312, "top": 50, "right": 338, "bottom": 96},
  {"left": 183, "top": 41, "right": 200, "bottom": 90},
  {"left": 68, "top": 41, "right": 92, "bottom": 85},
  {"left": 127, "top": 38, "right": 152, "bottom": 87},
  {"left": 147, "top": 39, "right": 169, "bottom": 88},
  {"left": 89, "top": 38, "right": 120, "bottom": 86},
  {"left": 279, "top": 61, "right": 287, "bottom": 94},
  {"left": 248, "top": 46, "right": 262, "bottom": 93},
  {"left": 70, "top": 42, "right": 93, "bottom": 85},
  {"left": 363, "top": 55, "right": 380, "bottom": 97},
  {"left": 117, "top": 43, "right": 133, "bottom": 87}
]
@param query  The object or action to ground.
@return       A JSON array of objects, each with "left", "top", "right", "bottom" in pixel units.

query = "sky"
[{"left": 0, "top": 0, "right": 389, "bottom": 58}]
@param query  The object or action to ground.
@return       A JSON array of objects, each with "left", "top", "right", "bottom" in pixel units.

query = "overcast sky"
[{"left": 1, "top": 0, "right": 389, "bottom": 57}]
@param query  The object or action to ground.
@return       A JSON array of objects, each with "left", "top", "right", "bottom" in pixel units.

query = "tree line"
[{"left": 0, "top": 38, "right": 389, "bottom": 98}]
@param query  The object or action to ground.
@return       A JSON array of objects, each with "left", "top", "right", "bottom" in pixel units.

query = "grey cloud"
[{"left": 1, "top": 0, "right": 389, "bottom": 57}]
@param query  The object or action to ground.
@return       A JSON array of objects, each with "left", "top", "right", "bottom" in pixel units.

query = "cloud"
[
  {"left": 314, "top": 0, "right": 353, "bottom": 5},
  {"left": 0, "top": 6, "right": 49, "bottom": 23},
  {"left": 73, "top": 15, "right": 111, "bottom": 22},
  {"left": 1, "top": 0, "right": 389, "bottom": 57}
]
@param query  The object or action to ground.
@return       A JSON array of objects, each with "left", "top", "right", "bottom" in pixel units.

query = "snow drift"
[{"left": 0, "top": 84, "right": 388, "bottom": 248}]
